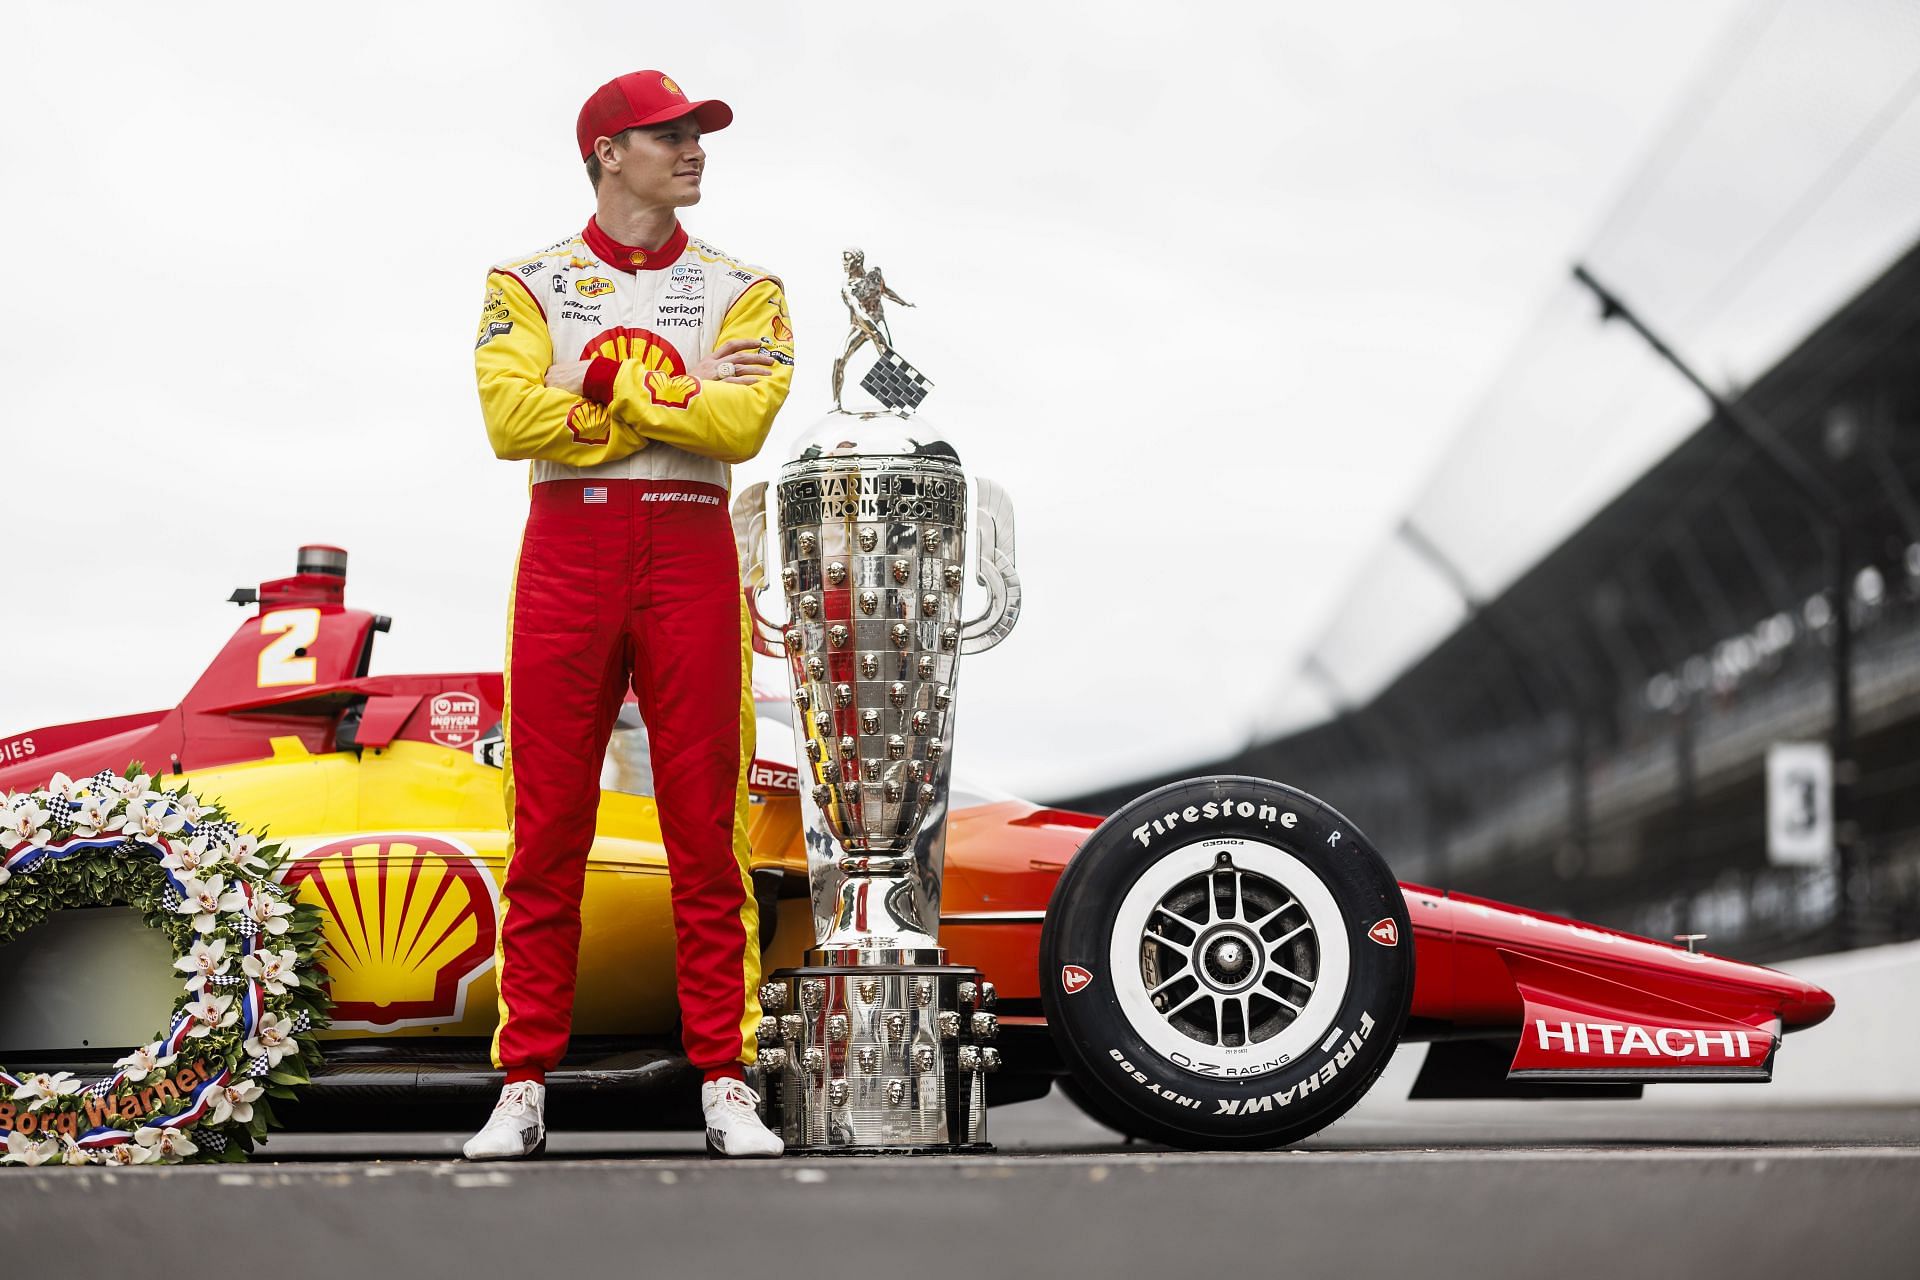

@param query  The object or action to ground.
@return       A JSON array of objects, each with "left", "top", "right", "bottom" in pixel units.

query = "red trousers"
[{"left": 491, "top": 478, "right": 760, "bottom": 1075}]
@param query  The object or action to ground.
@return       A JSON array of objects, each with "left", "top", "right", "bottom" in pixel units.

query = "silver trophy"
[{"left": 732, "top": 251, "right": 1019, "bottom": 1150}]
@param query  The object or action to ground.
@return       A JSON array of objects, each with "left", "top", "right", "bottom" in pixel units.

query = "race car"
[{"left": 0, "top": 546, "right": 1835, "bottom": 1149}]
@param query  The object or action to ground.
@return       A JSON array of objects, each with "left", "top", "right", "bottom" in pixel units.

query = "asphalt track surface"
[{"left": 9, "top": 1093, "right": 1919, "bottom": 1279}]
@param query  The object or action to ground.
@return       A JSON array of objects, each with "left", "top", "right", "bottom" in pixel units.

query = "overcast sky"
[{"left": 0, "top": 0, "right": 1748, "bottom": 798}]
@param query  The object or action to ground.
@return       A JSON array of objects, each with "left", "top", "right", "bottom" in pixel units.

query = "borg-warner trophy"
[{"left": 730, "top": 250, "right": 1020, "bottom": 1151}]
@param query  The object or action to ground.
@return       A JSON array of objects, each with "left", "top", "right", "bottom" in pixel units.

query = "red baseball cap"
[{"left": 576, "top": 71, "right": 733, "bottom": 160}]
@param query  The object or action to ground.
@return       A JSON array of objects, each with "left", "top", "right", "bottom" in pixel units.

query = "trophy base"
[{"left": 758, "top": 961, "right": 1001, "bottom": 1153}]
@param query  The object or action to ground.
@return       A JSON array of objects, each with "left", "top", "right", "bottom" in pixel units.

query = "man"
[{"left": 464, "top": 70, "right": 794, "bottom": 1160}]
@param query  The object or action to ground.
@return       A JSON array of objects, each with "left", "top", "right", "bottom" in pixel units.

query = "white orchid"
[
  {"left": 123, "top": 797, "right": 189, "bottom": 845},
  {"left": 115, "top": 773, "right": 155, "bottom": 804},
  {"left": 227, "top": 832, "right": 266, "bottom": 871},
  {"left": 240, "top": 947, "right": 301, "bottom": 995},
  {"left": 103, "top": 1137, "right": 161, "bottom": 1166},
  {"left": 134, "top": 1125, "right": 197, "bottom": 1163},
  {"left": 44, "top": 772, "right": 79, "bottom": 804},
  {"left": 68, "top": 793, "right": 127, "bottom": 839},
  {"left": 243, "top": 1012, "right": 296, "bottom": 1067},
  {"left": 12, "top": 1070, "right": 82, "bottom": 1112},
  {"left": 161, "top": 835, "right": 224, "bottom": 878},
  {"left": 176, "top": 874, "right": 247, "bottom": 933},
  {"left": 2, "top": 1130, "right": 61, "bottom": 1166},
  {"left": 114, "top": 1041, "right": 180, "bottom": 1083},
  {"left": 169, "top": 790, "right": 205, "bottom": 825},
  {"left": 245, "top": 889, "right": 294, "bottom": 936},
  {"left": 174, "top": 936, "right": 231, "bottom": 992},
  {"left": 59, "top": 1136, "right": 98, "bottom": 1165},
  {"left": 184, "top": 993, "right": 238, "bottom": 1038},
  {"left": 206, "top": 1079, "right": 263, "bottom": 1125},
  {"left": 1, "top": 801, "right": 51, "bottom": 853}
]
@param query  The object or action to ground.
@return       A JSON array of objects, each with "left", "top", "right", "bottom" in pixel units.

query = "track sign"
[
  {"left": 1061, "top": 964, "right": 1093, "bottom": 995},
  {"left": 1367, "top": 918, "right": 1399, "bottom": 947},
  {"left": 1767, "top": 742, "right": 1834, "bottom": 867}
]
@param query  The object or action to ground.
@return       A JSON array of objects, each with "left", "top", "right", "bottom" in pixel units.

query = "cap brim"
[{"left": 634, "top": 98, "right": 734, "bottom": 133}]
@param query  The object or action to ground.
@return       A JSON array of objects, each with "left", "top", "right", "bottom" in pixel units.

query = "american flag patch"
[{"left": 583, "top": 486, "right": 609, "bottom": 504}]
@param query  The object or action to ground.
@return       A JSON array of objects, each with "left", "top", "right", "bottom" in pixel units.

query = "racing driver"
[{"left": 464, "top": 70, "right": 794, "bottom": 1160}]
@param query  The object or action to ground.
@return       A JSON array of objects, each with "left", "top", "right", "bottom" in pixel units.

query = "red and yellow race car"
[{"left": 0, "top": 547, "right": 1834, "bottom": 1148}]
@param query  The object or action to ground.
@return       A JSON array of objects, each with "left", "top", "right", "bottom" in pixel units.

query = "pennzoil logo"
[
  {"left": 579, "top": 325, "right": 686, "bottom": 375},
  {"left": 279, "top": 834, "right": 498, "bottom": 1032},
  {"left": 576, "top": 276, "right": 615, "bottom": 298}
]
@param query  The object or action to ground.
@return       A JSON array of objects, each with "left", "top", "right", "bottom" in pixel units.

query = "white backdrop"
[{"left": 0, "top": 0, "right": 1746, "bottom": 797}]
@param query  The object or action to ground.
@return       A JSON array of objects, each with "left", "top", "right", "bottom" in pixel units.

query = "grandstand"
[{"left": 1063, "top": 0, "right": 1920, "bottom": 962}]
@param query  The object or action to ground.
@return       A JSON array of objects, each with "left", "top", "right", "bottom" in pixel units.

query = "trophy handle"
[
  {"left": 960, "top": 475, "right": 1021, "bottom": 655},
  {"left": 730, "top": 481, "right": 788, "bottom": 658}
]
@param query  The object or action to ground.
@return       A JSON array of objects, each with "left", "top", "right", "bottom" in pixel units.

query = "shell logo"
[
  {"left": 661, "top": 75, "right": 682, "bottom": 97},
  {"left": 770, "top": 314, "right": 792, "bottom": 342},
  {"left": 643, "top": 370, "right": 703, "bottom": 409},
  {"left": 578, "top": 326, "right": 686, "bottom": 375},
  {"left": 280, "top": 834, "right": 498, "bottom": 1032}
]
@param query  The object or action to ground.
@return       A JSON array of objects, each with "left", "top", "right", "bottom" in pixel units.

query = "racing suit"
[{"left": 474, "top": 216, "right": 794, "bottom": 1080}]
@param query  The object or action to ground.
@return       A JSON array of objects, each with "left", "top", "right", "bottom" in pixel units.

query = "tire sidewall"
[{"left": 1042, "top": 776, "right": 1413, "bottom": 1148}]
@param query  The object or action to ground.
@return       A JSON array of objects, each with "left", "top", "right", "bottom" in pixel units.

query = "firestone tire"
[{"left": 1041, "top": 776, "right": 1413, "bottom": 1150}]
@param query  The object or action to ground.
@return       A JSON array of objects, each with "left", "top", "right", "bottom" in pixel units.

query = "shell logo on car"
[{"left": 279, "top": 834, "right": 498, "bottom": 1033}]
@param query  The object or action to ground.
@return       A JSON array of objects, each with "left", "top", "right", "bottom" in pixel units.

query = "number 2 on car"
[{"left": 257, "top": 608, "right": 321, "bottom": 687}]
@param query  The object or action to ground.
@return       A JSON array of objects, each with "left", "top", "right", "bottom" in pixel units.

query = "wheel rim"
[{"left": 1108, "top": 837, "right": 1352, "bottom": 1079}]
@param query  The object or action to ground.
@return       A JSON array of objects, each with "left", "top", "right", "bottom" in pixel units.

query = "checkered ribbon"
[
  {"left": 160, "top": 881, "right": 185, "bottom": 911},
  {"left": 88, "top": 770, "right": 121, "bottom": 793},
  {"left": 244, "top": 1054, "right": 272, "bottom": 1078},
  {"left": 196, "top": 820, "right": 239, "bottom": 844},
  {"left": 84, "top": 1077, "right": 114, "bottom": 1100},
  {"left": 208, "top": 974, "right": 249, "bottom": 988},
  {"left": 198, "top": 1130, "right": 228, "bottom": 1154},
  {"left": 45, "top": 794, "right": 78, "bottom": 825},
  {"left": 290, "top": 1010, "right": 312, "bottom": 1033},
  {"left": 232, "top": 915, "right": 262, "bottom": 939}
]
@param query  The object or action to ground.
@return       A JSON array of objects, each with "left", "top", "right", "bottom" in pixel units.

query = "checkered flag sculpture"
[{"left": 860, "top": 351, "right": 934, "bottom": 412}]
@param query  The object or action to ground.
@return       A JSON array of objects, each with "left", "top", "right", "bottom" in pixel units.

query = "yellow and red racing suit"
[{"left": 474, "top": 216, "right": 794, "bottom": 1080}]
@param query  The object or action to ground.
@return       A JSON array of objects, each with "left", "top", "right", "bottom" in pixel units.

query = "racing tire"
[{"left": 1040, "top": 776, "right": 1413, "bottom": 1149}]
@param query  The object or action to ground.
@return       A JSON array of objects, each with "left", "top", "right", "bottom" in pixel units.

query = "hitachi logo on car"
[
  {"left": 1534, "top": 1019, "right": 1758, "bottom": 1060},
  {"left": 1133, "top": 800, "right": 1297, "bottom": 847}
]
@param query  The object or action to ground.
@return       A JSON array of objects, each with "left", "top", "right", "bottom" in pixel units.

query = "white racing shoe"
[
  {"left": 463, "top": 1080, "right": 547, "bottom": 1161},
  {"left": 702, "top": 1077, "right": 784, "bottom": 1158}
]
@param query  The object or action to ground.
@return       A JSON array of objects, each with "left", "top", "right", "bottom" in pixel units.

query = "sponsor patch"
[
  {"left": 668, "top": 264, "right": 703, "bottom": 296},
  {"left": 428, "top": 692, "right": 484, "bottom": 748},
  {"left": 661, "top": 74, "right": 682, "bottom": 96},
  {"left": 576, "top": 276, "right": 615, "bottom": 298},
  {"left": 643, "top": 371, "right": 702, "bottom": 409},
  {"left": 770, "top": 313, "right": 792, "bottom": 342},
  {"left": 1367, "top": 918, "right": 1399, "bottom": 947},
  {"left": 475, "top": 320, "right": 512, "bottom": 349},
  {"left": 1062, "top": 964, "right": 1093, "bottom": 995}
]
